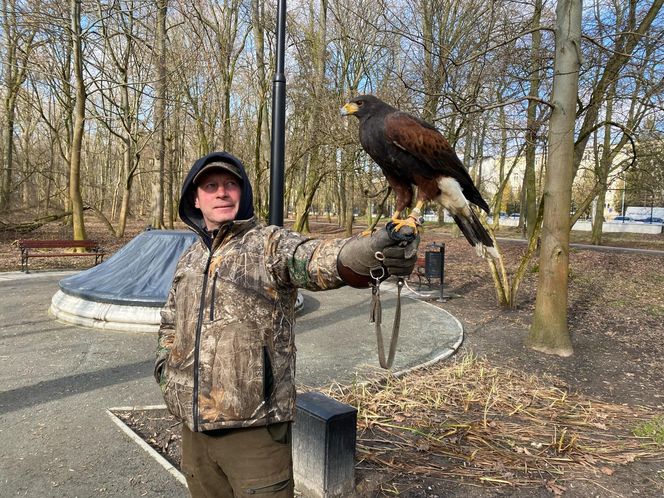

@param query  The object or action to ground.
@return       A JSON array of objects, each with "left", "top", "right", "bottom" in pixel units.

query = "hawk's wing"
[{"left": 384, "top": 112, "right": 489, "bottom": 213}]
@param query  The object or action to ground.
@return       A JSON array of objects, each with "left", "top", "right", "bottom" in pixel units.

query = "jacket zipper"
[
  {"left": 209, "top": 269, "right": 218, "bottom": 321},
  {"left": 263, "top": 346, "right": 273, "bottom": 419},
  {"left": 192, "top": 251, "right": 213, "bottom": 432}
]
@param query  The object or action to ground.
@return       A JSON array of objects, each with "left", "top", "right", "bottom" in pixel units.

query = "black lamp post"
[{"left": 269, "top": 0, "right": 287, "bottom": 226}]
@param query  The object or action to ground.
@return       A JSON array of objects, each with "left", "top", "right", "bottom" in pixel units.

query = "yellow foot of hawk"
[{"left": 386, "top": 216, "right": 419, "bottom": 242}]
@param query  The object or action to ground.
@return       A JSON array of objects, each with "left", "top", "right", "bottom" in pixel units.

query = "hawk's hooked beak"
[{"left": 340, "top": 102, "right": 359, "bottom": 116}]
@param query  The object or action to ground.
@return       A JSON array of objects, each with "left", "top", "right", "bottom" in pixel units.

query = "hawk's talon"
[
  {"left": 386, "top": 218, "right": 418, "bottom": 243},
  {"left": 389, "top": 217, "right": 419, "bottom": 232},
  {"left": 407, "top": 214, "right": 422, "bottom": 226}
]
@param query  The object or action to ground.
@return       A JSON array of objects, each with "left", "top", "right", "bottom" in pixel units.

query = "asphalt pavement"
[{"left": 0, "top": 271, "right": 462, "bottom": 497}]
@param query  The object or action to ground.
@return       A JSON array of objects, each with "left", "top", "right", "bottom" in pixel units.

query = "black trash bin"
[{"left": 420, "top": 243, "right": 445, "bottom": 300}]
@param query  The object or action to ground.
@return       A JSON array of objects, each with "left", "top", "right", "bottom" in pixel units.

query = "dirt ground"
[{"left": 2, "top": 213, "right": 664, "bottom": 496}]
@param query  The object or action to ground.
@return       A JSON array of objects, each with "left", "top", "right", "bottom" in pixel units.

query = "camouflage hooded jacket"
[{"left": 155, "top": 152, "right": 348, "bottom": 432}]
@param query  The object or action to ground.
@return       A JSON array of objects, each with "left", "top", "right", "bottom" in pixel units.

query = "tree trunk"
[
  {"left": 1, "top": 0, "right": 34, "bottom": 210},
  {"left": 527, "top": 0, "right": 582, "bottom": 357},
  {"left": 294, "top": 173, "right": 327, "bottom": 233},
  {"left": 344, "top": 170, "right": 354, "bottom": 236},
  {"left": 251, "top": 0, "right": 271, "bottom": 220},
  {"left": 523, "top": 0, "right": 543, "bottom": 240},
  {"left": 166, "top": 97, "right": 182, "bottom": 229},
  {"left": 420, "top": 0, "right": 443, "bottom": 122},
  {"left": 492, "top": 101, "right": 507, "bottom": 221},
  {"left": 294, "top": 0, "right": 329, "bottom": 232},
  {"left": 69, "top": 0, "right": 87, "bottom": 242},
  {"left": 116, "top": 143, "right": 136, "bottom": 238},
  {"left": 293, "top": 150, "right": 312, "bottom": 233},
  {"left": 150, "top": 0, "right": 168, "bottom": 229},
  {"left": 2, "top": 95, "right": 16, "bottom": 209},
  {"left": 591, "top": 84, "right": 615, "bottom": 245},
  {"left": 337, "top": 169, "right": 346, "bottom": 228},
  {"left": 591, "top": 187, "right": 607, "bottom": 244},
  {"left": 1, "top": 0, "right": 16, "bottom": 209},
  {"left": 115, "top": 7, "right": 135, "bottom": 238}
]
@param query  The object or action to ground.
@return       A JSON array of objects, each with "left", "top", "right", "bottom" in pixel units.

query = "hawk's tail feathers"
[{"left": 452, "top": 211, "right": 499, "bottom": 260}]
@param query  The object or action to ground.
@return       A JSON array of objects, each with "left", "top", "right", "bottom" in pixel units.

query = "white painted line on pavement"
[{"left": 106, "top": 406, "right": 188, "bottom": 488}]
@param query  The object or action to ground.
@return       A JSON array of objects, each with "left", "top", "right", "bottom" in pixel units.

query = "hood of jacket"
[{"left": 179, "top": 151, "right": 255, "bottom": 241}]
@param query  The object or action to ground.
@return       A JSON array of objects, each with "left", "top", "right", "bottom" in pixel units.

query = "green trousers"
[{"left": 181, "top": 423, "right": 293, "bottom": 498}]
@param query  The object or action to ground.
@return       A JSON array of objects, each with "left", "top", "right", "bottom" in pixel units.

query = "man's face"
[{"left": 194, "top": 170, "right": 242, "bottom": 230}]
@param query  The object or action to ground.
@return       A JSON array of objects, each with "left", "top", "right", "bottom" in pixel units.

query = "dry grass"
[{"left": 323, "top": 354, "right": 664, "bottom": 490}]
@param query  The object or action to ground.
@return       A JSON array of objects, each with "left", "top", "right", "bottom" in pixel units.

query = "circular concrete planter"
[{"left": 50, "top": 290, "right": 161, "bottom": 333}]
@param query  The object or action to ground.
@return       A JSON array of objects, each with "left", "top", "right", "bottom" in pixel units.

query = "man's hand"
[{"left": 337, "top": 226, "right": 420, "bottom": 288}]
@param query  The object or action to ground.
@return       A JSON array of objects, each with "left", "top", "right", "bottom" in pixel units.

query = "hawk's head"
[{"left": 340, "top": 94, "right": 385, "bottom": 119}]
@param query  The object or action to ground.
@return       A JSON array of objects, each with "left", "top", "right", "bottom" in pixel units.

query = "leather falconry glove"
[{"left": 337, "top": 226, "right": 420, "bottom": 288}]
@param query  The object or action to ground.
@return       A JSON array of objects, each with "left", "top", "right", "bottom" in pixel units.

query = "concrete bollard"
[{"left": 293, "top": 392, "right": 357, "bottom": 497}]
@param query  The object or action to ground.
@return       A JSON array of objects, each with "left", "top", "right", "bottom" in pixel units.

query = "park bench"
[{"left": 17, "top": 239, "right": 105, "bottom": 273}]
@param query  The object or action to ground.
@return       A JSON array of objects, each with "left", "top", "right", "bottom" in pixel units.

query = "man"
[{"left": 155, "top": 151, "right": 419, "bottom": 497}]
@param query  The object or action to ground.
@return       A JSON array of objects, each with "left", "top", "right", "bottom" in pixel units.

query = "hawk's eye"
[{"left": 357, "top": 101, "right": 364, "bottom": 107}]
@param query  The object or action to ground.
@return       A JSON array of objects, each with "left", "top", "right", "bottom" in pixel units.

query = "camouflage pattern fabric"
[{"left": 155, "top": 218, "right": 348, "bottom": 432}]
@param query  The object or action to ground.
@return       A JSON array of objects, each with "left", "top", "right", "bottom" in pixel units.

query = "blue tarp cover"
[{"left": 59, "top": 230, "right": 198, "bottom": 307}]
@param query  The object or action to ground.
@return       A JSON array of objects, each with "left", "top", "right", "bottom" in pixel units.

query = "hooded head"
[{"left": 179, "top": 151, "right": 255, "bottom": 237}]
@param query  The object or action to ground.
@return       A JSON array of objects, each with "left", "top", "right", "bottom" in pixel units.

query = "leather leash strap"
[{"left": 370, "top": 276, "right": 404, "bottom": 369}]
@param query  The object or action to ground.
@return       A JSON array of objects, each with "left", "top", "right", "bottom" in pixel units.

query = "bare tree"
[
  {"left": 69, "top": 0, "right": 87, "bottom": 241},
  {"left": 573, "top": 0, "right": 663, "bottom": 175},
  {"left": 522, "top": 0, "right": 544, "bottom": 240},
  {"left": 292, "top": 0, "right": 329, "bottom": 234},
  {"left": 1, "top": 0, "right": 36, "bottom": 209},
  {"left": 25, "top": 1, "right": 76, "bottom": 215},
  {"left": 527, "top": 0, "right": 582, "bottom": 356},
  {"left": 149, "top": 0, "right": 168, "bottom": 229},
  {"left": 177, "top": 0, "right": 249, "bottom": 153},
  {"left": 249, "top": 0, "right": 272, "bottom": 219},
  {"left": 91, "top": 0, "right": 154, "bottom": 237}
]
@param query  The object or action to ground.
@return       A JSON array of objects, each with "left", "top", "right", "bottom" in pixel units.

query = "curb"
[{"left": 106, "top": 405, "right": 187, "bottom": 488}]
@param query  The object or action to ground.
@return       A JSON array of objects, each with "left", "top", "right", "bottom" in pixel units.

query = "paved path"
[
  {"left": 496, "top": 236, "right": 664, "bottom": 256},
  {"left": 0, "top": 271, "right": 462, "bottom": 497}
]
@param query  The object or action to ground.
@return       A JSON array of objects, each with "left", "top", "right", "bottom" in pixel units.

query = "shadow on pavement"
[{"left": 0, "top": 359, "right": 154, "bottom": 415}]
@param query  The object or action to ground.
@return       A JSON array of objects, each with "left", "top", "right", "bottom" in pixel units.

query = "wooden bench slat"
[
  {"left": 25, "top": 253, "right": 103, "bottom": 258},
  {"left": 19, "top": 240, "right": 99, "bottom": 249}
]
